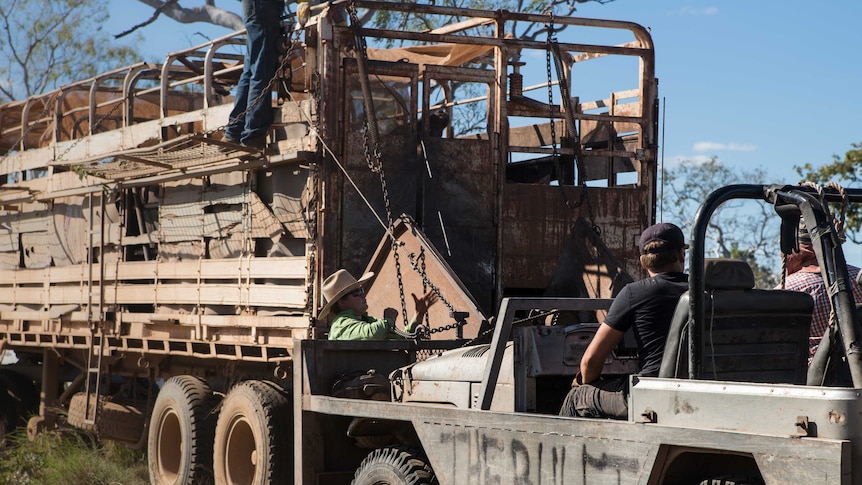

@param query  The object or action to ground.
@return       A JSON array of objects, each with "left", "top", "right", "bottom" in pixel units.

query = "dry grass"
[{"left": 0, "top": 429, "right": 148, "bottom": 485}]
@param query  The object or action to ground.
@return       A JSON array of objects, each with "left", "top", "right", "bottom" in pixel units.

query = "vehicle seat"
[{"left": 659, "top": 258, "right": 813, "bottom": 384}]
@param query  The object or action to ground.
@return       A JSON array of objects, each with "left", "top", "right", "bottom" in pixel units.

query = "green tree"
[
  {"left": 662, "top": 157, "right": 780, "bottom": 287},
  {"left": 0, "top": 0, "right": 139, "bottom": 102},
  {"left": 794, "top": 142, "right": 862, "bottom": 244}
]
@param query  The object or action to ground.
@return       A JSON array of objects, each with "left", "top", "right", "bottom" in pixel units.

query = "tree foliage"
[
  {"left": 662, "top": 157, "right": 780, "bottom": 287},
  {"left": 0, "top": 0, "right": 139, "bottom": 102},
  {"left": 794, "top": 142, "right": 862, "bottom": 244}
]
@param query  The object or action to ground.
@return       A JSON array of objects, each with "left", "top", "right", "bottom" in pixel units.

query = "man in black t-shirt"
[{"left": 559, "top": 222, "right": 689, "bottom": 419}]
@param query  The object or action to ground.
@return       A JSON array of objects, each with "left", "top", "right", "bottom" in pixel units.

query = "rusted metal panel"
[
  {"left": 501, "top": 184, "right": 648, "bottom": 291},
  {"left": 361, "top": 219, "right": 488, "bottom": 339},
  {"left": 421, "top": 138, "right": 495, "bottom": 313},
  {"left": 337, "top": 132, "right": 419, "bottom": 277}
]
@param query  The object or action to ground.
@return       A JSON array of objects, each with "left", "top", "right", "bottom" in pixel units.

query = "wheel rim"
[
  {"left": 156, "top": 408, "right": 182, "bottom": 481},
  {"left": 225, "top": 415, "right": 257, "bottom": 485}
]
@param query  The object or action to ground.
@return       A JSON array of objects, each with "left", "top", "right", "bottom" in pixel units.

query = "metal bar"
[{"left": 479, "top": 297, "right": 616, "bottom": 410}]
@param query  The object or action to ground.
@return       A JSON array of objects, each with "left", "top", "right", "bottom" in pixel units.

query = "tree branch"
[
  {"left": 128, "top": 0, "right": 243, "bottom": 35},
  {"left": 116, "top": 0, "right": 180, "bottom": 39}
]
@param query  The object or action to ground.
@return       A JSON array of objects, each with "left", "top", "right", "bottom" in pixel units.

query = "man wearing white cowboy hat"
[{"left": 321, "top": 269, "right": 439, "bottom": 340}]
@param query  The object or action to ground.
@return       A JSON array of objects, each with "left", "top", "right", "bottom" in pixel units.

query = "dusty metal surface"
[
  {"left": 501, "top": 185, "right": 649, "bottom": 292},
  {"left": 362, "top": 218, "right": 488, "bottom": 339}
]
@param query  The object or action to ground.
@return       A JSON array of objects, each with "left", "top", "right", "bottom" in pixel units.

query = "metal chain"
[
  {"left": 360, "top": 125, "right": 409, "bottom": 327},
  {"left": 306, "top": 71, "right": 322, "bottom": 336},
  {"left": 54, "top": 97, "right": 125, "bottom": 168},
  {"left": 419, "top": 248, "right": 429, "bottom": 327},
  {"left": 349, "top": 2, "right": 411, "bottom": 326},
  {"left": 406, "top": 250, "right": 455, "bottom": 314}
]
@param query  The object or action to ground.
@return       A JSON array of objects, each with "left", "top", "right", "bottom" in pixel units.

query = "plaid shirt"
[{"left": 782, "top": 265, "right": 862, "bottom": 361}]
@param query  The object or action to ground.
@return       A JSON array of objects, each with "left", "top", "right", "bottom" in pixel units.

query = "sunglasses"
[{"left": 349, "top": 288, "right": 364, "bottom": 297}]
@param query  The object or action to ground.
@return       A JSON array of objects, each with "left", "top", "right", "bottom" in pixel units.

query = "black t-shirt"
[{"left": 604, "top": 272, "right": 688, "bottom": 377}]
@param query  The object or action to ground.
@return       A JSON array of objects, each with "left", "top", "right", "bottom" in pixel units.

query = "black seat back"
[{"left": 660, "top": 258, "right": 813, "bottom": 384}]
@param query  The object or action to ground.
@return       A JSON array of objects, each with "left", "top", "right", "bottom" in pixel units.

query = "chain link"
[
  {"left": 306, "top": 71, "right": 322, "bottom": 336},
  {"left": 406, "top": 249, "right": 456, "bottom": 314},
  {"left": 349, "top": 2, "right": 412, "bottom": 327}
]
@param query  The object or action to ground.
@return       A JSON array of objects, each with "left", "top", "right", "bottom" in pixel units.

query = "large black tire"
[
  {"left": 0, "top": 369, "right": 39, "bottom": 446},
  {"left": 213, "top": 380, "right": 292, "bottom": 485},
  {"left": 148, "top": 376, "right": 219, "bottom": 485},
  {"left": 352, "top": 446, "right": 437, "bottom": 485}
]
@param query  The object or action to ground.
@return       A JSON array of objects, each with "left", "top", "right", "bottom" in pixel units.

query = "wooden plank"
[
  {"left": 21, "top": 232, "right": 53, "bottom": 268},
  {"left": 112, "top": 284, "right": 307, "bottom": 307},
  {"left": 508, "top": 120, "right": 564, "bottom": 147},
  {"left": 0, "top": 257, "right": 306, "bottom": 285},
  {"left": 0, "top": 230, "right": 19, "bottom": 252},
  {"left": 160, "top": 192, "right": 283, "bottom": 242},
  {"left": 1, "top": 283, "right": 307, "bottom": 308}
]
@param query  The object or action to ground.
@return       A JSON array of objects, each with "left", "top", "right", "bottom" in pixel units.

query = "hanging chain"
[
  {"left": 419, "top": 248, "right": 430, "bottom": 327},
  {"left": 406, "top": 250, "right": 455, "bottom": 314},
  {"left": 306, "top": 71, "right": 323, "bottom": 335},
  {"left": 349, "top": 2, "right": 410, "bottom": 326}
]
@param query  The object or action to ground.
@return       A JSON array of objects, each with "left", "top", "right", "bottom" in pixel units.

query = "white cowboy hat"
[{"left": 318, "top": 269, "right": 374, "bottom": 318}]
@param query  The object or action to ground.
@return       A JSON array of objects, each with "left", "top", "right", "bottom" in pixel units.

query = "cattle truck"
[{"left": 0, "top": 1, "right": 658, "bottom": 483}]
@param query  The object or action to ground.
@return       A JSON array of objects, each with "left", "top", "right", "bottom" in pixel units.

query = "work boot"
[{"left": 241, "top": 135, "right": 268, "bottom": 151}]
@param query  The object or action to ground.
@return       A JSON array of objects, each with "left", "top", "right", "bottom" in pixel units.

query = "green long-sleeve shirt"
[{"left": 327, "top": 309, "right": 418, "bottom": 341}]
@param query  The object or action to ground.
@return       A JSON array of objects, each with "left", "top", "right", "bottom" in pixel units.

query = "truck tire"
[
  {"left": 67, "top": 393, "right": 146, "bottom": 443},
  {"left": 352, "top": 446, "right": 437, "bottom": 485},
  {"left": 148, "top": 376, "right": 219, "bottom": 485},
  {"left": 213, "top": 380, "right": 292, "bottom": 485}
]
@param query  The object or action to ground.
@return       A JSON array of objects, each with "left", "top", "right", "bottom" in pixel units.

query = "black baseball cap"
[{"left": 638, "top": 222, "right": 688, "bottom": 255}]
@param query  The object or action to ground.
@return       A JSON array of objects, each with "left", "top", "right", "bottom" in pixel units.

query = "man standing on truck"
[
  {"left": 224, "top": 0, "right": 284, "bottom": 149},
  {"left": 560, "top": 223, "right": 689, "bottom": 419},
  {"left": 780, "top": 220, "right": 862, "bottom": 363},
  {"left": 321, "top": 269, "right": 439, "bottom": 340}
]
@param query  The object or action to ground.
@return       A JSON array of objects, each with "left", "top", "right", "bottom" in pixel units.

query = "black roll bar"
[{"left": 687, "top": 184, "right": 862, "bottom": 387}]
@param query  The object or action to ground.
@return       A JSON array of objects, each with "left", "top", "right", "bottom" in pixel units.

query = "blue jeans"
[{"left": 226, "top": 0, "right": 283, "bottom": 144}]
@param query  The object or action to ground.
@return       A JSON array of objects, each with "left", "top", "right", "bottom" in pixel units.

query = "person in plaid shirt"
[{"left": 781, "top": 221, "right": 862, "bottom": 363}]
